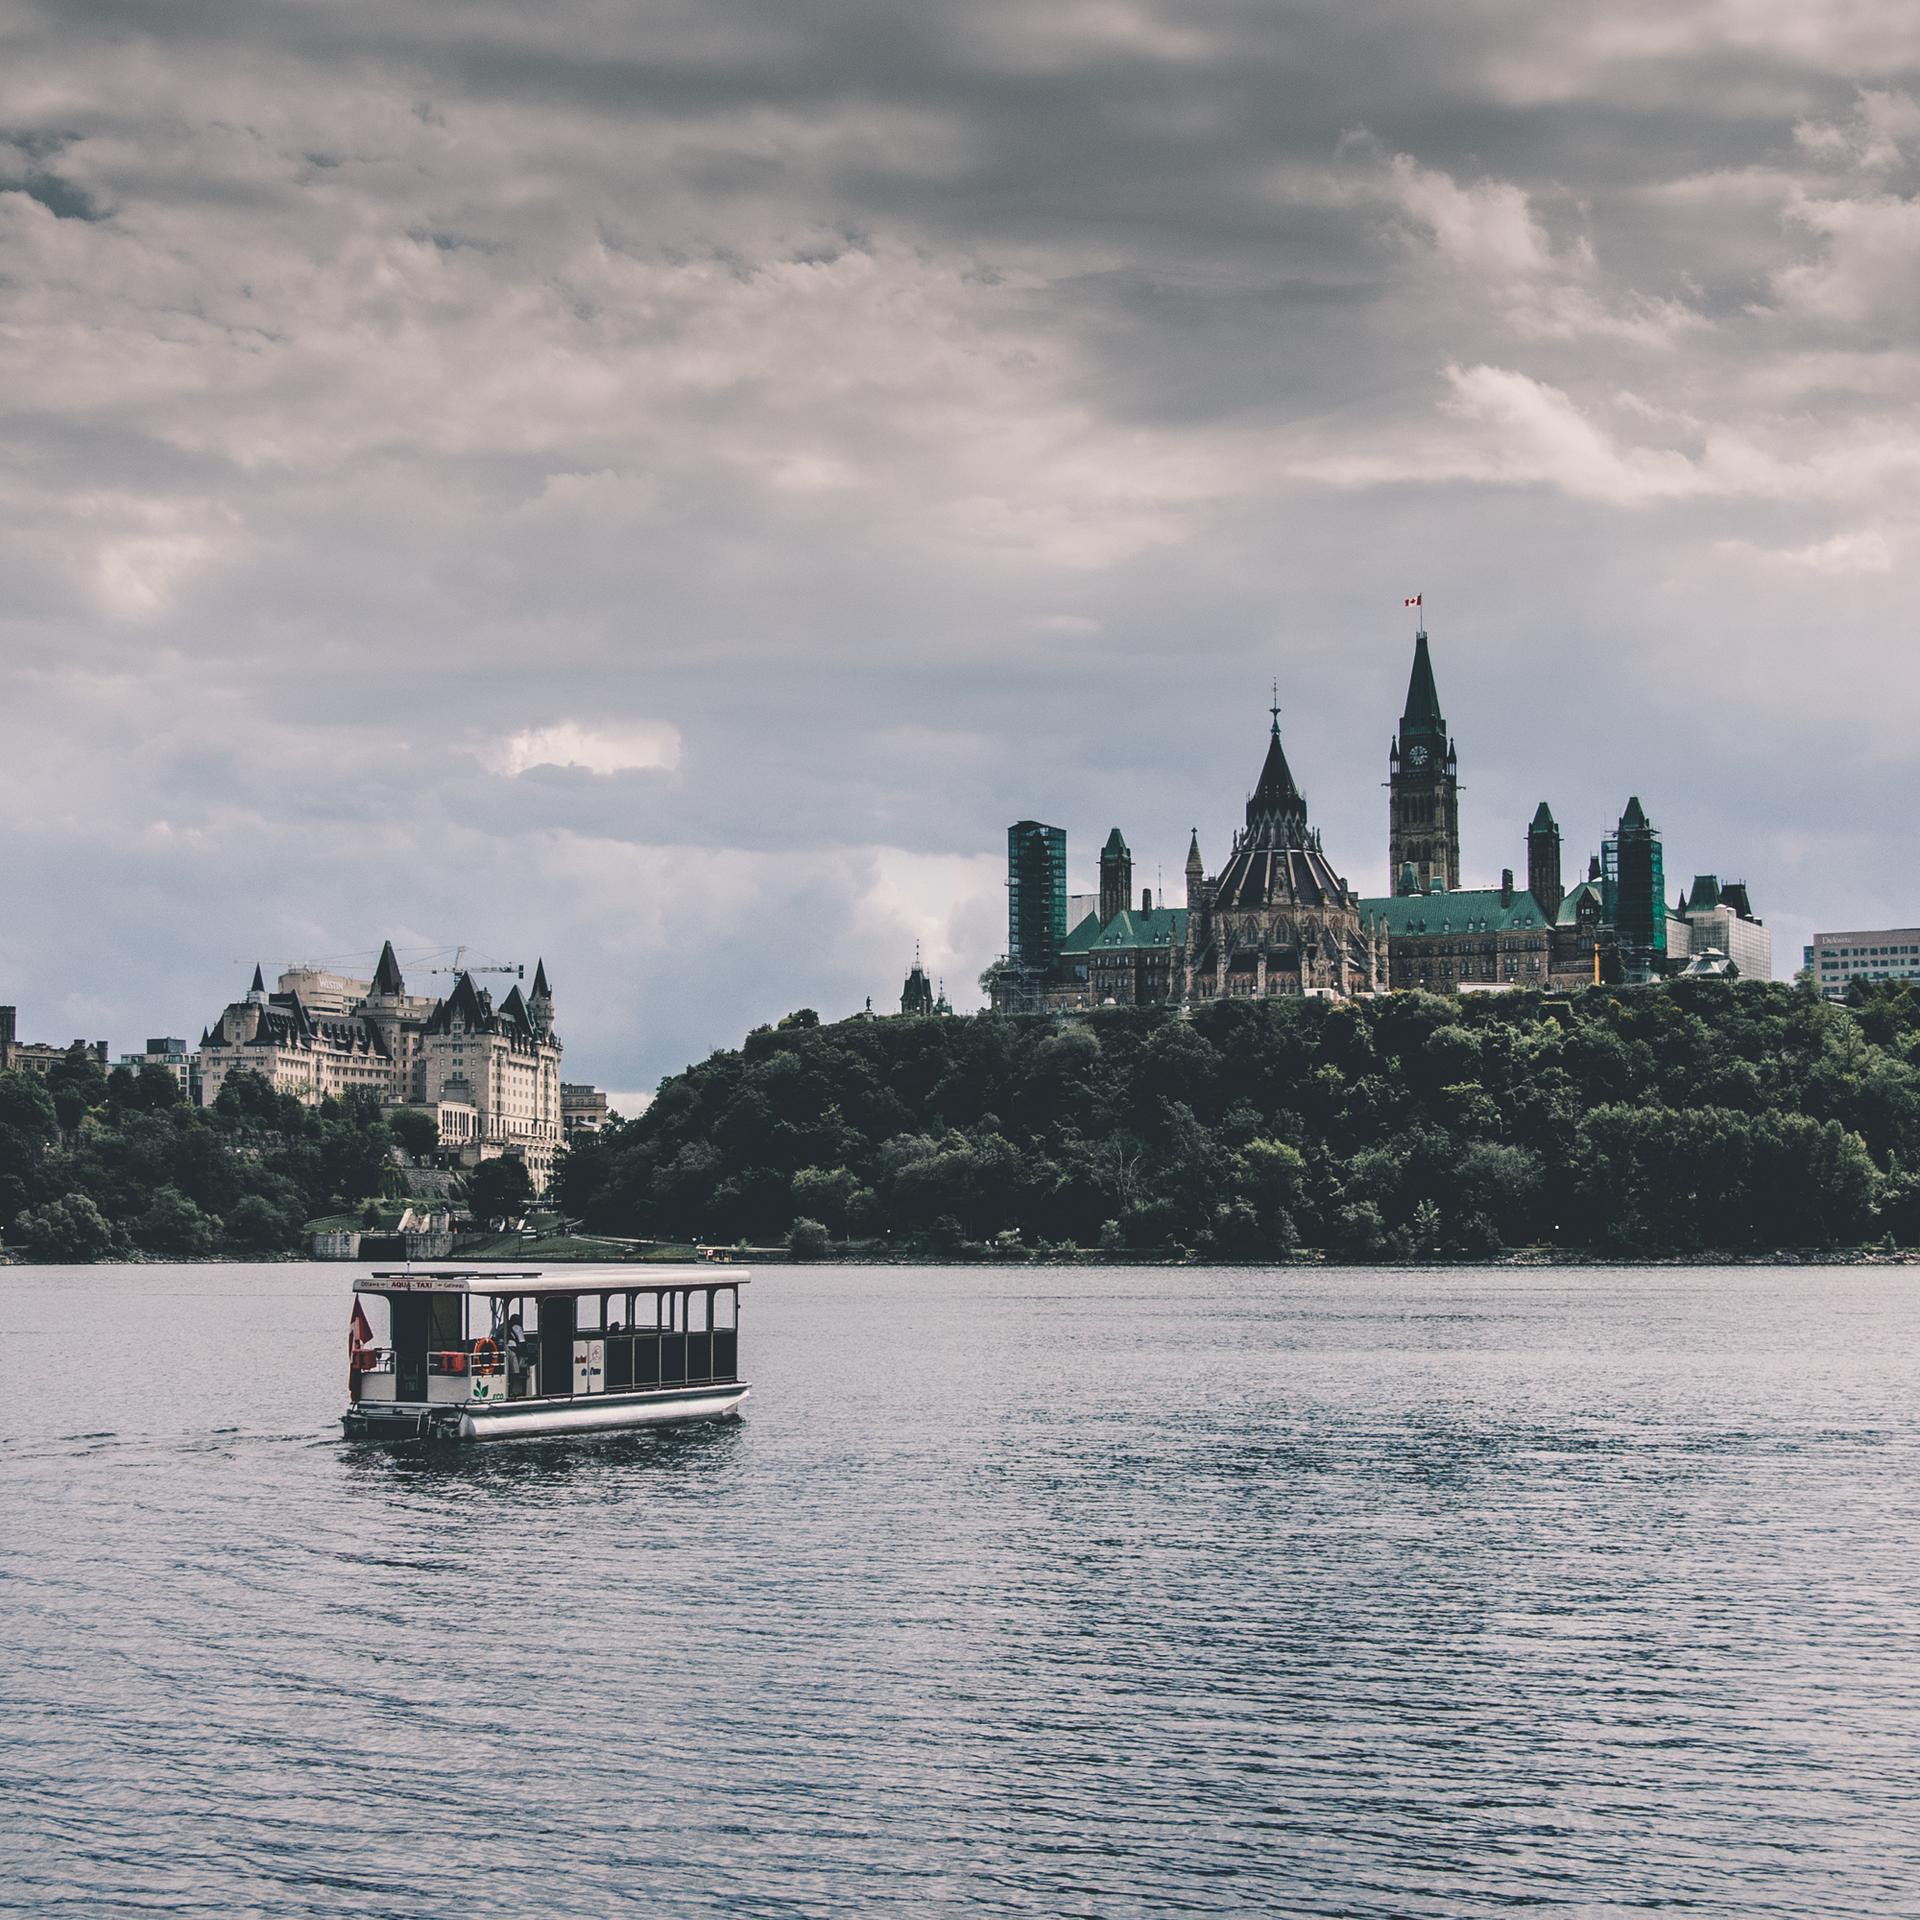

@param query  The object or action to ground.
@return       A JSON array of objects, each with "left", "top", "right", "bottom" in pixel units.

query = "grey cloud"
[{"left": 1, "top": 0, "right": 1917, "bottom": 1081}]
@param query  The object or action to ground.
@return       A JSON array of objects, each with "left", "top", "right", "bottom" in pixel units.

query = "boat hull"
[{"left": 342, "top": 1381, "right": 750, "bottom": 1444}]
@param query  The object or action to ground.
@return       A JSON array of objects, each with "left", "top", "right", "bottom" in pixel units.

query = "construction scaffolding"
[{"left": 1007, "top": 821, "right": 1068, "bottom": 974}]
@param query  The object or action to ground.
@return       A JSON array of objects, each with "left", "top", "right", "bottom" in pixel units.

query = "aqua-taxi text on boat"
[{"left": 343, "top": 1266, "right": 749, "bottom": 1442}]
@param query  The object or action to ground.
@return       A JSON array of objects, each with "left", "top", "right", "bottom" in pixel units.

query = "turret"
[
  {"left": 1526, "top": 801, "right": 1562, "bottom": 919},
  {"left": 1098, "top": 829, "right": 1132, "bottom": 925},
  {"left": 528, "top": 957, "right": 554, "bottom": 1040},
  {"left": 248, "top": 964, "right": 267, "bottom": 1007},
  {"left": 371, "top": 940, "right": 405, "bottom": 998},
  {"left": 1388, "top": 626, "right": 1461, "bottom": 895}
]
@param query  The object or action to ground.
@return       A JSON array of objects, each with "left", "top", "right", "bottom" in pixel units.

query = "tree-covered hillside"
[
  {"left": 558, "top": 984, "right": 1920, "bottom": 1259},
  {"left": 0, "top": 1053, "right": 401, "bottom": 1260}
]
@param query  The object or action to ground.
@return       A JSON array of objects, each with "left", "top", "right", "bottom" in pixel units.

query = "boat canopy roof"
[{"left": 355, "top": 1266, "right": 750, "bottom": 1296}]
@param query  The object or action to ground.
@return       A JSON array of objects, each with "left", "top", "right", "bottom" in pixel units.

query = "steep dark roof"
[
  {"left": 1399, "top": 631, "right": 1446, "bottom": 742},
  {"left": 1212, "top": 838, "right": 1347, "bottom": 913},
  {"left": 1185, "top": 830, "right": 1203, "bottom": 877},
  {"left": 1246, "top": 714, "right": 1308, "bottom": 845},
  {"left": 498, "top": 984, "right": 532, "bottom": 1033},
  {"left": 531, "top": 958, "right": 551, "bottom": 998},
  {"left": 372, "top": 940, "right": 404, "bottom": 995},
  {"left": 1530, "top": 801, "right": 1556, "bottom": 832},
  {"left": 1621, "top": 795, "right": 1649, "bottom": 829},
  {"left": 250, "top": 964, "right": 265, "bottom": 993},
  {"left": 426, "top": 971, "right": 492, "bottom": 1036},
  {"left": 1687, "top": 874, "right": 1721, "bottom": 911},
  {"left": 1720, "top": 882, "right": 1755, "bottom": 920},
  {"left": 1102, "top": 828, "right": 1129, "bottom": 856}
]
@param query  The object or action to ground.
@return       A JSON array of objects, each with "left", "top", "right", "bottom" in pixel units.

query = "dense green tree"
[
  {"left": 15, "top": 1193, "right": 118, "bottom": 1261},
  {"left": 555, "top": 981, "right": 1918, "bottom": 1259},
  {"left": 786, "top": 1216, "right": 830, "bottom": 1260},
  {"left": 0, "top": 1061, "right": 408, "bottom": 1260},
  {"left": 225, "top": 1193, "right": 302, "bottom": 1254},
  {"left": 388, "top": 1107, "right": 441, "bottom": 1157},
  {"left": 46, "top": 1045, "right": 108, "bottom": 1131},
  {"left": 467, "top": 1155, "right": 535, "bottom": 1224},
  {"left": 134, "top": 1186, "right": 218, "bottom": 1256}
]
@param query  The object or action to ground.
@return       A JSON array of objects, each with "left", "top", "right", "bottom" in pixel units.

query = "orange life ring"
[{"left": 471, "top": 1338, "right": 500, "bottom": 1373}]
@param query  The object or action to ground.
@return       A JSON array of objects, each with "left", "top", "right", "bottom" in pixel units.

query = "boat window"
[
  {"left": 710, "top": 1289, "right": 737, "bottom": 1382},
  {"left": 687, "top": 1290, "right": 709, "bottom": 1334},
  {"left": 605, "top": 1291, "right": 631, "bottom": 1332},
  {"left": 630, "top": 1292, "right": 660, "bottom": 1333},
  {"left": 429, "top": 1293, "right": 462, "bottom": 1351},
  {"left": 576, "top": 1293, "right": 603, "bottom": 1334}
]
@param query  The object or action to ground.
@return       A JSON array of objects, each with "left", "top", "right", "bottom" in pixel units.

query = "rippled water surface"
[{"left": 3, "top": 1261, "right": 1918, "bottom": 1916}]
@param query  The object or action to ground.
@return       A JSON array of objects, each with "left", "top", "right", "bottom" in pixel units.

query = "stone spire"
[
  {"left": 528, "top": 957, "right": 554, "bottom": 1040},
  {"left": 1526, "top": 801, "right": 1562, "bottom": 919},
  {"left": 1399, "top": 628, "right": 1447, "bottom": 747},
  {"left": 1098, "top": 828, "right": 1133, "bottom": 925},
  {"left": 1246, "top": 694, "right": 1307, "bottom": 846}
]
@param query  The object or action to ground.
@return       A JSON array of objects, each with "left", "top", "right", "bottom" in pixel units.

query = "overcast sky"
[{"left": 4, "top": 1, "right": 1918, "bottom": 1101}]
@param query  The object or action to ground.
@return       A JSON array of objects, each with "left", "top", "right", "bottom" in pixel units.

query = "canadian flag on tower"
[{"left": 1404, "top": 594, "right": 1422, "bottom": 608}]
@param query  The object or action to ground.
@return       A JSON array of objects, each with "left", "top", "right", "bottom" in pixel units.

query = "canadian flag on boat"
[{"left": 348, "top": 1298, "right": 374, "bottom": 1382}]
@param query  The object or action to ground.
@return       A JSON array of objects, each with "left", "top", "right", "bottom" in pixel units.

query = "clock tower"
[{"left": 1387, "top": 626, "right": 1460, "bottom": 895}]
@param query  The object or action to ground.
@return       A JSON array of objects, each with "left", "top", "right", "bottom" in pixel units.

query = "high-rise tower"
[
  {"left": 1007, "top": 821, "right": 1068, "bottom": 974},
  {"left": 1387, "top": 628, "right": 1460, "bottom": 895},
  {"left": 1603, "top": 795, "right": 1666, "bottom": 982}
]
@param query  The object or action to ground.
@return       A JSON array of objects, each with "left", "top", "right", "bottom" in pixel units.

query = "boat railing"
[{"left": 427, "top": 1347, "right": 507, "bottom": 1377}]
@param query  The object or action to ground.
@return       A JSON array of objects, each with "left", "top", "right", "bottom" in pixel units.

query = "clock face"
[{"left": 1408, "top": 744, "right": 1429, "bottom": 768}]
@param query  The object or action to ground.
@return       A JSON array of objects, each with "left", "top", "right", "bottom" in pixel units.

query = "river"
[{"left": 2, "top": 1260, "right": 1916, "bottom": 1916}]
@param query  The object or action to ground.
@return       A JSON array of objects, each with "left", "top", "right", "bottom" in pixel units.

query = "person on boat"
[{"left": 493, "top": 1307, "right": 529, "bottom": 1386}]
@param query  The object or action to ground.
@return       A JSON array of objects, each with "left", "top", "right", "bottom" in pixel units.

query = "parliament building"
[{"left": 991, "top": 623, "right": 1769, "bottom": 1011}]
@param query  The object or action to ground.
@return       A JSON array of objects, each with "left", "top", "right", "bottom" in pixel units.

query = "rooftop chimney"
[{"left": 1501, "top": 868, "right": 1514, "bottom": 906}]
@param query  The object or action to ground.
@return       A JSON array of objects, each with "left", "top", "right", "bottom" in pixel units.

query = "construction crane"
[{"left": 428, "top": 946, "right": 524, "bottom": 982}]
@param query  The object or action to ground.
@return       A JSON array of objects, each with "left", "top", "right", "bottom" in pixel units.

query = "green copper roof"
[
  {"left": 1687, "top": 874, "right": 1720, "bottom": 911},
  {"left": 1530, "top": 801, "right": 1556, "bottom": 832},
  {"left": 1058, "top": 906, "right": 1188, "bottom": 953},
  {"left": 1556, "top": 879, "right": 1603, "bottom": 925},
  {"left": 1621, "top": 795, "right": 1648, "bottom": 828},
  {"left": 1359, "top": 887, "right": 1549, "bottom": 936},
  {"left": 1103, "top": 827, "right": 1129, "bottom": 855},
  {"left": 1399, "top": 631, "right": 1446, "bottom": 739}
]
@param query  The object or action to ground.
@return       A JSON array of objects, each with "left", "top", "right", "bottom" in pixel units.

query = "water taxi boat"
[{"left": 342, "top": 1266, "right": 749, "bottom": 1442}]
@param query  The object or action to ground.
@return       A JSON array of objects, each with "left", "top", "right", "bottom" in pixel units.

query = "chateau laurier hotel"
[
  {"left": 992, "top": 625, "right": 1771, "bottom": 1012},
  {"left": 198, "top": 945, "right": 565, "bottom": 1190}
]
